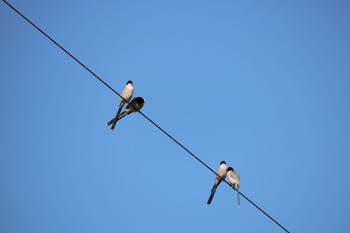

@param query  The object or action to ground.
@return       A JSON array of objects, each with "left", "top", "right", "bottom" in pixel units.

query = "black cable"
[
  {"left": 2, "top": 0, "right": 123, "bottom": 101},
  {"left": 2, "top": 1, "right": 289, "bottom": 232}
]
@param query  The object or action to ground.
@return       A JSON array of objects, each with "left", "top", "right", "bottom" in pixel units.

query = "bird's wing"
[{"left": 233, "top": 172, "right": 240, "bottom": 185}]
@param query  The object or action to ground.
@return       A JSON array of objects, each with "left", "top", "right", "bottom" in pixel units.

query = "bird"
[
  {"left": 106, "top": 97, "right": 145, "bottom": 124},
  {"left": 227, "top": 166, "right": 241, "bottom": 208},
  {"left": 106, "top": 80, "right": 134, "bottom": 131},
  {"left": 207, "top": 161, "right": 227, "bottom": 206}
]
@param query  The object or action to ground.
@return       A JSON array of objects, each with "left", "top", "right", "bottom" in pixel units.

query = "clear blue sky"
[{"left": 1, "top": 1, "right": 350, "bottom": 232}]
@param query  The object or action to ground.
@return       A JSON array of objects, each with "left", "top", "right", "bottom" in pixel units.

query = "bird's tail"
[
  {"left": 106, "top": 109, "right": 129, "bottom": 127},
  {"left": 117, "top": 110, "right": 128, "bottom": 121},
  {"left": 106, "top": 118, "right": 114, "bottom": 127},
  {"left": 110, "top": 104, "right": 124, "bottom": 132},
  {"left": 207, "top": 183, "right": 219, "bottom": 205},
  {"left": 237, "top": 185, "right": 240, "bottom": 208}
]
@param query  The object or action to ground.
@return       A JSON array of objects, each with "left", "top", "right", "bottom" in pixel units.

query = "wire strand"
[{"left": 2, "top": 1, "right": 289, "bottom": 232}]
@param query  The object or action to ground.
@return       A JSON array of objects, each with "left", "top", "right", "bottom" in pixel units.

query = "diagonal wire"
[{"left": 2, "top": 1, "right": 289, "bottom": 232}]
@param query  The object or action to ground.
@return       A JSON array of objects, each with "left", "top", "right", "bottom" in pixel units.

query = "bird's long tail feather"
[
  {"left": 237, "top": 186, "right": 240, "bottom": 208},
  {"left": 106, "top": 109, "right": 129, "bottom": 127},
  {"left": 207, "top": 183, "right": 219, "bottom": 205},
  {"left": 110, "top": 104, "right": 124, "bottom": 131},
  {"left": 117, "top": 111, "right": 128, "bottom": 121},
  {"left": 106, "top": 118, "right": 114, "bottom": 127}
]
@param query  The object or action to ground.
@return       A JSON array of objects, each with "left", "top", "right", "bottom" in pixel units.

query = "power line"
[{"left": 2, "top": 1, "right": 289, "bottom": 232}]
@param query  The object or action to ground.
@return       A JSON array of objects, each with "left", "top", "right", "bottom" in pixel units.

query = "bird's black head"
[
  {"left": 227, "top": 167, "right": 234, "bottom": 172},
  {"left": 134, "top": 97, "right": 145, "bottom": 104},
  {"left": 220, "top": 161, "right": 226, "bottom": 165},
  {"left": 127, "top": 80, "right": 133, "bottom": 85}
]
